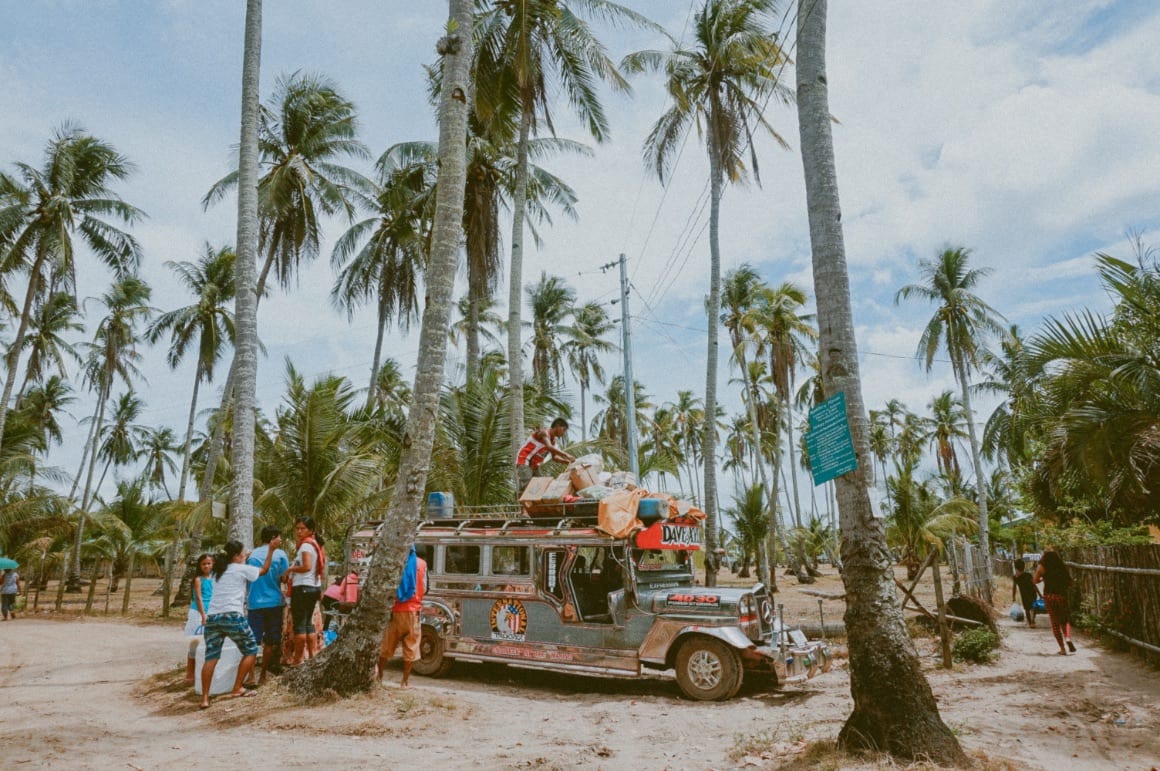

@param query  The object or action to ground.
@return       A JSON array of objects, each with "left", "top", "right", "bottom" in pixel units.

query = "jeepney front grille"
[{"left": 755, "top": 589, "right": 775, "bottom": 642}]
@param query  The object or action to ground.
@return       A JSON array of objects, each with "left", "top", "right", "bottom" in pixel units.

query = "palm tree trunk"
[
  {"left": 227, "top": 0, "right": 264, "bottom": 550},
  {"left": 783, "top": 395, "right": 804, "bottom": 528},
  {"left": 796, "top": 2, "right": 964, "bottom": 762},
  {"left": 465, "top": 273, "right": 482, "bottom": 382},
  {"left": 177, "top": 363, "right": 202, "bottom": 502},
  {"left": 957, "top": 366, "right": 992, "bottom": 599},
  {"left": 507, "top": 105, "right": 532, "bottom": 489},
  {"left": 160, "top": 361, "right": 202, "bottom": 615},
  {"left": 67, "top": 408, "right": 99, "bottom": 503},
  {"left": 282, "top": 0, "right": 473, "bottom": 697},
  {"left": 84, "top": 558, "right": 101, "bottom": 614},
  {"left": 701, "top": 130, "right": 724, "bottom": 588},
  {"left": 70, "top": 384, "right": 110, "bottom": 590},
  {"left": 367, "top": 288, "right": 388, "bottom": 409},
  {"left": 739, "top": 352, "right": 777, "bottom": 591},
  {"left": 121, "top": 552, "right": 135, "bottom": 616},
  {"left": 0, "top": 255, "right": 45, "bottom": 459}
]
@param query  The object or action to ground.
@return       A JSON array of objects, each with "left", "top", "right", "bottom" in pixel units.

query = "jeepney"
[{"left": 344, "top": 509, "right": 830, "bottom": 701}]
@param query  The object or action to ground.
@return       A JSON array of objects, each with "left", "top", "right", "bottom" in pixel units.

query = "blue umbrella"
[{"left": 0, "top": 557, "right": 19, "bottom": 570}]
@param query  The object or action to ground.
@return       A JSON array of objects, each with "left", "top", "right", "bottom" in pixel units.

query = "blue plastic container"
[
  {"left": 427, "top": 491, "right": 455, "bottom": 519},
  {"left": 638, "top": 497, "right": 664, "bottom": 524}
]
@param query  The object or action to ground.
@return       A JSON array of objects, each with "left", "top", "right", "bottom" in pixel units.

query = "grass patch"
[{"left": 952, "top": 628, "right": 1001, "bottom": 664}]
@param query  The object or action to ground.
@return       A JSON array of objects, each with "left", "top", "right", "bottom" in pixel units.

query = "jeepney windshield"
[{"left": 630, "top": 548, "right": 694, "bottom": 586}]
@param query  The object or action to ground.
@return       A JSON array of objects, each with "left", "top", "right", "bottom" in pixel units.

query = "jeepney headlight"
[{"left": 739, "top": 595, "right": 760, "bottom": 640}]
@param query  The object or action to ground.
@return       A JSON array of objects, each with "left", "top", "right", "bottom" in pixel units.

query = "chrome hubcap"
[{"left": 687, "top": 649, "right": 722, "bottom": 690}]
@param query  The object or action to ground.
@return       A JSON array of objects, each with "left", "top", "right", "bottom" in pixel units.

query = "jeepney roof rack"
[{"left": 416, "top": 502, "right": 606, "bottom": 535}]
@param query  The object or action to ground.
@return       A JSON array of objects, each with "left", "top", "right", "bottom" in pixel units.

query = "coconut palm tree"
[
  {"left": 205, "top": 66, "right": 368, "bottom": 547},
  {"left": 254, "top": 364, "right": 383, "bottom": 537},
  {"left": 93, "top": 477, "right": 167, "bottom": 611},
  {"left": 93, "top": 390, "right": 150, "bottom": 496},
  {"left": 139, "top": 427, "right": 180, "bottom": 500},
  {"left": 976, "top": 324, "right": 1032, "bottom": 468},
  {"left": 924, "top": 390, "right": 967, "bottom": 483},
  {"left": 68, "top": 277, "right": 152, "bottom": 589},
  {"left": 204, "top": 71, "right": 369, "bottom": 295},
  {"left": 590, "top": 375, "right": 652, "bottom": 461},
  {"left": 727, "top": 483, "right": 769, "bottom": 580},
  {"left": 756, "top": 281, "right": 815, "bottom": 529},
  {"left": 429, "top": 361, "right": 516, "bottom": 506},
  {"left": 885, "top": 456, "right": 977, "bottom": 579},
  {"left": 14, "top": 375, "right": 74, "bottom": 459},
  {"left": 796, "top": 1, "right": 964, "bottom": 760},
  {"left": 282, "top": 0, "right": 474, "bottom": 697},
  {"left": 667, "top": 390, "right": 706, "bottom": 500},
  {"left": 14, "top": 291, "right": 83, "bottom": 401},
  {"left": 721, "top": 265, "right": 780, "bottom": 588},
  {"left": 624, "top": 0, "right": 792, "bottom": 584},
  {"left": 896, "top": 246, "right": 1005, "bottom": 591},
  {"left": 390, "top": 116, "right": 587, "bottom": 382},
  {"left": 1023, "top": 250, "right": 1160, "bottom": 523},
  {"left": 147, "top": 244, "right": 236, "bottom": 502},
  {"left": 472, "top": 0, "right": 648, "bottom": 488},
  {"left": 525, "top": 272, "right": 576, "bottom": 390},
  {"left": 564, "top": 301, "right": 616, "bottom": 442},
  {"left": 224, "top": 0, "right": 264, "bottom": 550},
  {"left": 0, "top": 126, "right": 143, "bottom": 457},
  {"left": 331, "top": 148, "right": 433, "bottom": 408}
]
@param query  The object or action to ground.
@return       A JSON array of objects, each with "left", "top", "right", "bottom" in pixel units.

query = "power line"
[{"left": 638, "top": 1, "right": 805, "bottom": 313}]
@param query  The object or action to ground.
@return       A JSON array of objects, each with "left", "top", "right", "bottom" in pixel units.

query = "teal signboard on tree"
[{"left": 805, "top": 391, "right": 858, "bottom": 486}]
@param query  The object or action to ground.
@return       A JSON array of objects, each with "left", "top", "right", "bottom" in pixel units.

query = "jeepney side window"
[
  {"left": 492, "top": 545, "right": 530, "bottom": 576},
  {"left": 445, "top": 545, "right": 480, "bottom": 574},
  {"left": 415, "top": 543, "right": 434, "bottom": 570},
  {"left": 541, "top": 549, "right": 565, "bottom": 601}
]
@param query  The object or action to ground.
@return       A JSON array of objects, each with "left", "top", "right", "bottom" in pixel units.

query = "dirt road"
[{"left": 0, "top": 614, "right": 1157, "bottom": 769}]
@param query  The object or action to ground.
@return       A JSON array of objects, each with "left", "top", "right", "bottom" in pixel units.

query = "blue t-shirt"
[
  {"left": 190, "top": 575, "right": 213, "bottom": 611},
  {"left": 246, "top": 545, "right": 289, "bottom": 610}
]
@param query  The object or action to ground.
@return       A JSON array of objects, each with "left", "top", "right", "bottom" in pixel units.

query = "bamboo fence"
[{"left": 1065, "top": 544, "right": 1160, "bottom": 661}]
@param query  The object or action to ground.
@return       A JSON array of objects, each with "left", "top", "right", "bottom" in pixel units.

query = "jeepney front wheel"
[
  {"left": 412, "top": 625, "right": 453, "bottom": 677},
  {"left": 674, "top": 636, "right": 742, "bottom": 701}
]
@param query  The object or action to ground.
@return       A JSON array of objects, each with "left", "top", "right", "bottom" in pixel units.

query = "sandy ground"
[{"left": 1, "top": 576, "right": 1158, "bottom": 770}]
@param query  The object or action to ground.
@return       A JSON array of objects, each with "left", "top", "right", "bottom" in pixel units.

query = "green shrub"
[{"left": 953, "top": 628, "right": 1000, "bottom": 664}]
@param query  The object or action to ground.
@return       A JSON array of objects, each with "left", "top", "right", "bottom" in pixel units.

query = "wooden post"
[
  {"left": 121, "top": 552, "right": 135, "bottom": 616},
  {"left": 932, "top": 551, "right": 952, "bottom": 669},
  {"left": 103, "top": 559, "right": 113, "bottom": 615},
  {"left": 54, "top": 558, "right": 67, "bottom": 611},
  {"left": 84, "top": 559, "right": 100, "bottom": 614}
]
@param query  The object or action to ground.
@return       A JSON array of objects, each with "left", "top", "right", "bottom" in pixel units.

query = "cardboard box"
[{"left": 570, "top": 465, "right": 600, "bottom": 492}]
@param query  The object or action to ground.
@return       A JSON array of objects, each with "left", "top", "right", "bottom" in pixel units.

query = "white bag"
[
  {"left": 1008, "top": 602, "right": 1025, "bottom": 622},
  {"left": 193, "top": 637, "right": 242, "bottom": 695}
]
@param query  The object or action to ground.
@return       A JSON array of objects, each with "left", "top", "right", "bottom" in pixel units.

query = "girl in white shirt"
[
  {"left": 286, "top": 516, "right": 326, "bottom": 665},
  {"left": 199, "top": 538, "right": 280, "bottom": 708}
]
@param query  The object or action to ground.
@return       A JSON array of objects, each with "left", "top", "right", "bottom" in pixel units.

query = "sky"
[{"left": 2, "top": 0, "right": 1159, "bottom": 506}]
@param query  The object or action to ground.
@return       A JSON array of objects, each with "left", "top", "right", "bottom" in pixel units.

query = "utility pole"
[{"left": 602, "top": 254, "right": 639, "bottom": 477}]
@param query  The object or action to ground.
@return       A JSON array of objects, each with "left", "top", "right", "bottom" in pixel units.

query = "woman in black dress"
[{"left": 1034, "top": 549, "right": 1076, "bottom": 655}]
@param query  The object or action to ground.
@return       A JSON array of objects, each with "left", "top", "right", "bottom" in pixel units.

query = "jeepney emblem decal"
[
  {"left": 490, "top": 598, "right": 528, "bottom": 641},
  {"left": 760, "top": 598, "right": 774, "bottom": 625}
]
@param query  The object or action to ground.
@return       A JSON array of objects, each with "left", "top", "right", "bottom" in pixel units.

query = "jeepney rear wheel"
[
  {"left": 412, "top": 625, "right": 453, "bottom": 677},
  {"left": 674, "top": 636, "right": 742, "bottom": 701}
]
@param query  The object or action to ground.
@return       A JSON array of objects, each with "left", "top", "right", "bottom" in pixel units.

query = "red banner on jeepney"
[{"left": 634, "top": 519, "right": 701, "bottom": 550}]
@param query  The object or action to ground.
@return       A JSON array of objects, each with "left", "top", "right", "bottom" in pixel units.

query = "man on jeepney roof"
[{"left": 515, "top": 417, "right": 574, "bottom": 490}]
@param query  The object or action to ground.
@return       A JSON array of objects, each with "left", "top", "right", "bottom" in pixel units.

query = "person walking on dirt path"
[
  {"left": 285, "top": 517, "right": 325, "bottom": 666},
  {"left": 515, "top": 418, "right": 575, "bottom": 491},
  {"left": 378, "top": 544, "right": 427, "bottom": 688},
  {"left": 1034, "top": 548, "right": 1076, "bottom": 655},
  {"left": 1011, "top": 558, "right": 1041, "bottom": 628},
  {"left": 199, "top": 538, "right": 281, "bottom": 708},
  {"left": 184, "top": 554, "right": 214, "bottom": 683},
  {"left": 2, "top": 567, "right": 23, "bottom": 620},
  {"left": 246, "top": 526, "right": 289, "bottom": 684}
]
